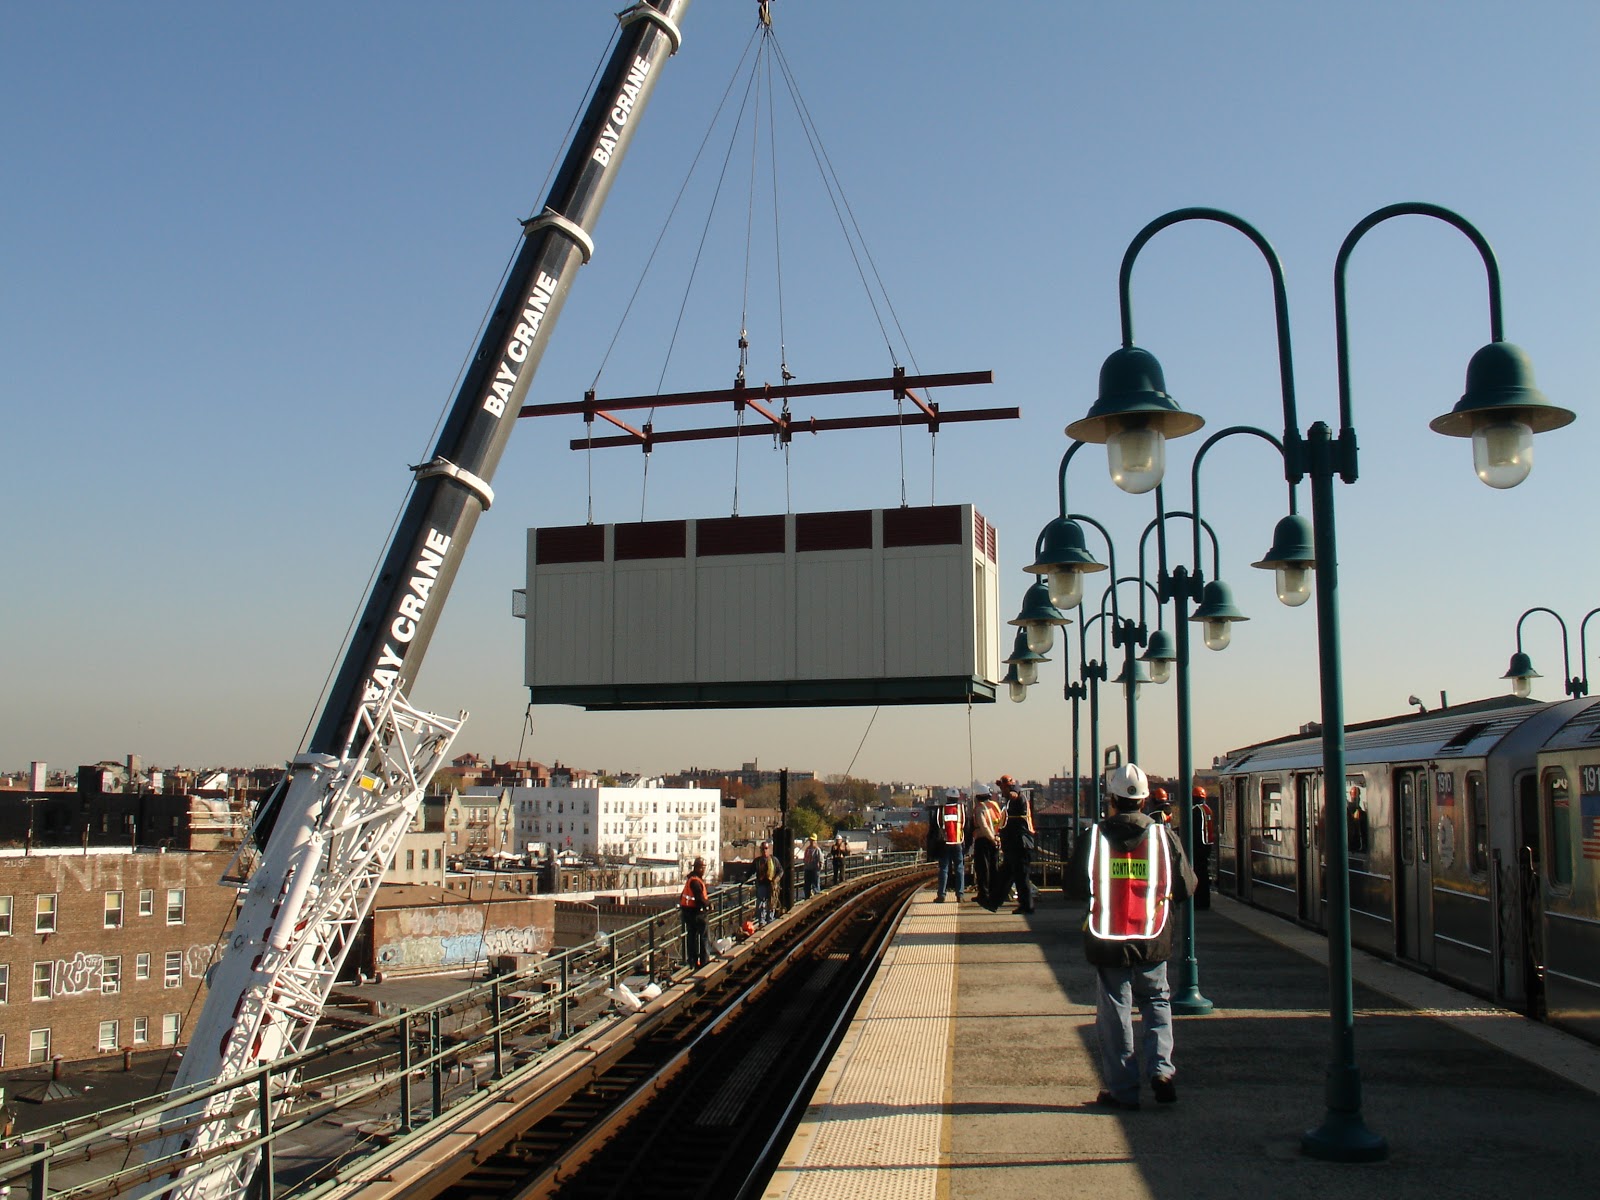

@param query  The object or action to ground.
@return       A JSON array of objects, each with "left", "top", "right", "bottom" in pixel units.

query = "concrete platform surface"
[{"left": 766, "top": 886, "right": 1600, "bottom": 1200}]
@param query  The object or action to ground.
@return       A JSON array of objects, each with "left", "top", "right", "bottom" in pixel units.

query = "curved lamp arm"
[
  {"left": 1119, "top": 208, "right": 1301, "bottom": 477},
  {"left": 1335, "top": 202, "right": 1504, "bottom": 440}
]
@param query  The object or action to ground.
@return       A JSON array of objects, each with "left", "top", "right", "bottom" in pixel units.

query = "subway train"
[{"left": 1212, "top": 694, "right": 1600, "bottom": 1043}]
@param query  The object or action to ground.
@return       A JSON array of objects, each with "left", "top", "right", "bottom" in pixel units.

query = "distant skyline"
[{"left": 4, "top": 2, "right": 1596, "bottom": 785}]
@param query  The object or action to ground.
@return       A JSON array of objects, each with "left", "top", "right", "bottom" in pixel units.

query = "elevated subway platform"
[{"left": 765, "top": 887, "right": 1600, "bottom": 1200}]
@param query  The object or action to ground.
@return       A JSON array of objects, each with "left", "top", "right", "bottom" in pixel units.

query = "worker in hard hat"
[
  {"left": 971, "top": 783, "right": 1003, "bottom": 910},
  {"left": 934, "top": 789, "right": 966, "bottom": 902},
  {"left": 1067, "top": 762, "right": 1197, "bottom": 1110},
  {"left": 996, "top": 775, "right": 1036, "bottom": 914},
  {"left": 1190, "top": 785, "right": 1214, "bottom": 909}
]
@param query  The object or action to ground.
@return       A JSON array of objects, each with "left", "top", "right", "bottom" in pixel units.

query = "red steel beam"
[
  {"left": 568, "top": 405, "right": 1020, "bottom": 451},
  {"left": 522, "top": 368, "right": 993, "bottom": 419}
]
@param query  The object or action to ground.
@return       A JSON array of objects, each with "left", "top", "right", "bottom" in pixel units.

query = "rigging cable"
[{"left": 843, "top": 706, "right": 879, "bottom": 781}]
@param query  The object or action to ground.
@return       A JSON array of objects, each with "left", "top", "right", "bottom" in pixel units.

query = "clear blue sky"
[{"left": 4, "top": 1, "right": 1596, "bottom": 787}]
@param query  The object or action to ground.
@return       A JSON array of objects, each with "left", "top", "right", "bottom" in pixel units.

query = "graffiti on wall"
[
  {"left": 46, "top": 942, "right": 224, "bottom": 996},
  {"left": 376, "top": 922, "right": 552, "bottom": 971}
]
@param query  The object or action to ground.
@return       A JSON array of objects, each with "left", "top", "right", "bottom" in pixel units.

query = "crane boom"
[{"left": 140, "top": 6, "right": 691, "bottom": 1198}]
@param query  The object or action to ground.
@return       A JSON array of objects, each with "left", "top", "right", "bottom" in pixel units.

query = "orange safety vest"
[
  {"left": 941, "top": 800, "right": 964, "bottom": 845},
  {"left": 679, "top": 876, "right": 709, "bottom": 911},
  {"left": 1086, "top": 825, "right": 1174, "bottom": 940}
]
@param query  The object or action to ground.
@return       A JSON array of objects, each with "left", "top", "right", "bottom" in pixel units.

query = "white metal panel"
[
  {"left": 694, "top": 556, "right": 789, "bottom": 681},
  {"left": 614, "top": 563, "right": 694, "bottom": 683},
  {"left": 881, "top": 549, "right": 970, "bottom": 678},
  {"left": 529, "top": 567, "right": 610, "bottom": 686},
  {"left": 794, "top": 553, "right": 879, "bottom": 679}
]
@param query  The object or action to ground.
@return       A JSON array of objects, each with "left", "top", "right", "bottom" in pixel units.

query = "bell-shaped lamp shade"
[
  {"left": 1251, "top": 514, "right": 1316, "bottom": 608},
  {"left": 1115, "top": 656, "right": 1153, "bottom": 700},
  {"left": 1141, "top": 628, "right": 1177, "bottom": 685},
  {"left": 1008, "top": 578, "right": 1070, "bottom": 656},
  {"left": 1502, "top": 650, "right": 1540, "bottom": 699},
  {"left": 1026, "top": 517, "right": 1107, "bottom": 610},
  {"left": 1001, "top": 661, "right": 1029, "bottom": 703},
  {"left": 1428, "top": 342, "right": 1574, "bottom": 490},
  {"left": 1065, "top": 346, "right": 1204, "bottom": 495},
  {"left": 1005, "top": 628, "right": 1050, "bottom": 687},
  {"left": 1191, "top": 579, "right": 1249, "bottom": 652}
]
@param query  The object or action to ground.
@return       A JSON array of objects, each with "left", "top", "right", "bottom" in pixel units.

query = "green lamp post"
[
  {"left": 1502, "top": 606, "right": 1598, "bottom": 699},
  {"left": 1072, "top": 203, "right": 1574, "bottom": 1163}
]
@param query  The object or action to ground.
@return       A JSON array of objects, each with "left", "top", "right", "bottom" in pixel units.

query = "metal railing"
[{"left": 0, "top": 852, "right": 923, "bottom": 1200}]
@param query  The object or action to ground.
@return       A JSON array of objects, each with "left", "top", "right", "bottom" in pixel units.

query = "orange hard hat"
[
  {"left": 1152, "top": 787, "right": 1168, "bottom": 801},
  {"left": 1193, "top": 785, "right": 1207, "bottom": 799}
]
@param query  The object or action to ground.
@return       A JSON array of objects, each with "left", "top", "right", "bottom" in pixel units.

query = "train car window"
[
  {"left": 1397, "top": 772, "right": 1415, "bottom": 866},
  {"left": 1543, "top": 768, "right": 1573, "bottom": 889},
  {"left": 1346, "top": 778, "right": 1369, "bottom": 859},
  {"left": 1466, "top": 772, "right": 1488, "bottom": 875},
  {"left": 1417, "top": 770, "right": 1430, "bottom": 864},
  {"left": 1260, "top": 781, "right": 1283, "bottom": 844}
]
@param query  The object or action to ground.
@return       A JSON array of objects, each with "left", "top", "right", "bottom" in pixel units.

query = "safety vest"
[
  {"left": 976, "top": 798, "right": 1002, "bottom": 841},
  {"left": 941, "top": 801, "right": 964, "bottom": 845},
  {"left": 1004, "top": 797, "right": 1035, "bottom": 834},
  {"left": 1086, "top": 824, "right": 1174, "bottom": 940},
  {"left": 680, "top": 876, "right": 708, "bottom": 910}
]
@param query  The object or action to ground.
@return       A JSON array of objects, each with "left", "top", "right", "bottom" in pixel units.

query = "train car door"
[
  {"left": 1231, "top": 777, "right": 1249, "bottom": 896},
  {"left": 1393, "top": 767, "right": 1435, "bottom": 963},
  {"left": 1296, "top": 773, "right": 1323, "bottom": 924},
  {"left": 1514, "top": 771, "right": 1547, "bottom": 1018}
]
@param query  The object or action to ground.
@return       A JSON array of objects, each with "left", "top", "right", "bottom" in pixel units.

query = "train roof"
[
  {"left": 1537, "top": 698, "right": 1600, "bottom": 753},
  {"left": 1217, "top": 696, "right": 1545, "bottom": 774}
]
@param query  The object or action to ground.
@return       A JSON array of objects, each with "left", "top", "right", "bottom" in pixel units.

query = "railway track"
[{"left": 317, "top": 868, "right": 927, "bottom": 1200}]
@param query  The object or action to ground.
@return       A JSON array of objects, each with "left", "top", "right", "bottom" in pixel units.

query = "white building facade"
[{"left": 507, "top": 782, "right": 721, "bottom": 877}]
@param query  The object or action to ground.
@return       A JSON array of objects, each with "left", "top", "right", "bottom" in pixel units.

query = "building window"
[
  {"left": 0, "top": 963, "right": 9, "bottom": 1003},
  {"left": 161, "top": 1014, "right": 181, "bottom": 1046},
  {"left": 139, "top": 889, "right": 154, "bottom": 917},
  {"left": 32, "top": 963, "right": 52, "bottom": 1001},
  {"left": 0, "top": 1034, "right": 5, "bottom": 1066},
  {"left": 164, "top": 951, "right": 183, "bottom": 989},
  {"left": 406, "top": 849, "right": 415, "bottom": 870},
  {"left": 98, "top": 1020, "right": 119, "bottom": 1052},
  {"left": 29, "top": 1029, "right": 50, "bottom": 1064},
  {"left": 136, "top": 952, "right": 151, "bottom": 980},
  {"left": 105, "top": 891, "right": 124, "bottom": 929},
  {"left": 166, "top": 889, "right": 186, "bottom": 925},
  {"left": 102, "top": 955, "right": 122, "bottom": 994},
  {"left": 133, "top": 1016, "right": 149, "bottom": 1044},
  {"left": 36, "top": 894, "right": 58, "bottom": 934},
  {"left": 0, "top": 895, "right": 12, "bottom": 936}
]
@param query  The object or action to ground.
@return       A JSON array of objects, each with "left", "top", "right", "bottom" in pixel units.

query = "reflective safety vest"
[
  {"left": 1086, "top": 824, "right": 1174, "bottom": 940},
  {"left": 942, "top": 801, "right": 964, "bottom": 846},
  {"left": 680, "top": 876, "right": 709, "bottom": 910}
]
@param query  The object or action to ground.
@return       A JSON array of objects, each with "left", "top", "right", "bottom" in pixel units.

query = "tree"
[
  {"left": 888, "top": 821, "right": 929, "bottom": 853},
  {"left": 786, "top": 805, "right": 831, "bottom": 843}
]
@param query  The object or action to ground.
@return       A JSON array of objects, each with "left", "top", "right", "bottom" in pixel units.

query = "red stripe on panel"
[
  {"left": 535, "top": 525, "right": 605, "bottom": 564},
  {"left": 883, "top": 504, "right": 962, "bottom": 548},
  {"left": 796, "top": 510, "right": 873, "bottom": 552},
  {"left": 614, "top": 520, "right": 688, "bottom": 561},
  {"left": 697, "top": 514, "right": 786, "bottom": 556}
]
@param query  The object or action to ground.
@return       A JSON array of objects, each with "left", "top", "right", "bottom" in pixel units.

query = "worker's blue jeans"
[
  {"left": 1094, "top": 961, "right": 1174, "bottom": 1103},
  {"left": 937, "top": 843, "right": 965, "bottom": 898}
]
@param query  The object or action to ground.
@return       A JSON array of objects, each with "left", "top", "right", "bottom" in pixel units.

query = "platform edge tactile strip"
[{"left": 764, "top": 894, "right": 956, "bottom": 1200}]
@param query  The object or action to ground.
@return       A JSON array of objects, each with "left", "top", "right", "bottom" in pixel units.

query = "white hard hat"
[
  {"left": 945, "top": 788, "right": 962, "bottom": 799},
  {"left": 1107, "top": 763, "right": 1151, "bottom": 801}
]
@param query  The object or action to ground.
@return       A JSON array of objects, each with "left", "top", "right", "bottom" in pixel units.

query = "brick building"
[{"left": 0, "top": 848, "right": 238, "bottom": 1068}]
